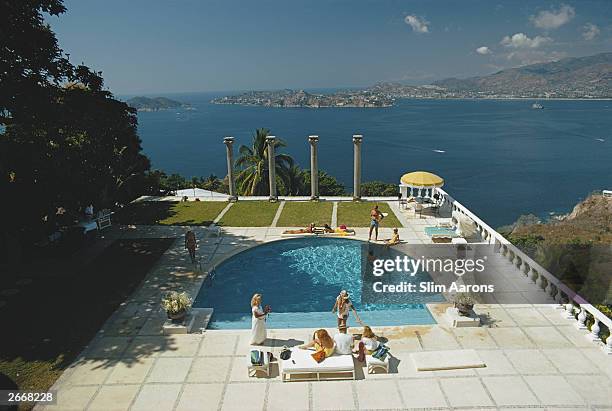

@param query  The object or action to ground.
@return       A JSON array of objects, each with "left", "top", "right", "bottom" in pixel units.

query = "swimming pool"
[
  {"left": 424, "top": 226, "right": 459, "bottom": 237},
  {"left": 193, "top": 237, "right": 444, "bottom": 329}
]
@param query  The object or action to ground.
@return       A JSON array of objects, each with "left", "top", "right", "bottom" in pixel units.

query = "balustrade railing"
[{"left": 436, "top": 187, "right": 612, "bottom": 354}]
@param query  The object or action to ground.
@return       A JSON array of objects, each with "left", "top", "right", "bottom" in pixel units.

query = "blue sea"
[{"left": 132, "top": 91, "right": 612, "bottom": 227}]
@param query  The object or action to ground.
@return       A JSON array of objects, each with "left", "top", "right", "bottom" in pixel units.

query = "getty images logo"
[{"left": 371, "top": 255, "right": 487, "bottom": 277}]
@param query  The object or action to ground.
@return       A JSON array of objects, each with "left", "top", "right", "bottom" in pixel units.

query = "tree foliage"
[
  {"left": 235, "top": 128, "right": 294, "bottom": 195},
  {"left": 0, "top": 1, "right": 150, "bottom": 244},
  {"left": 361, "top": 181, "right": 398, "bottom": 197}
]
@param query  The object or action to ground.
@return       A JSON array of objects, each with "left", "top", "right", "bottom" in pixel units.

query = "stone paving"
[{"left": 37, "top": 202, "right": 612, "bottom": 411}]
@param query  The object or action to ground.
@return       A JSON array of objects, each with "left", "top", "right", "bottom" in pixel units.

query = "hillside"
[
  {"left": 510, "top": 193, "right": 612, "bottom": 243},
  {"left": 507, "top": 194, "right": 612, "bottom": 307},
  {"left": 126, "top": 96, "right": 190, "bottom": 111},
  {"left": 434, "top": 52, "right": 612, "bottom": 98}
]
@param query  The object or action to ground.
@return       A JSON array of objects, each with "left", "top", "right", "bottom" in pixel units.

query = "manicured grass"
[
  {"left": 218, "top": 201, "right": 280, "bottom": 226},
  {"left": 0, "top": 239, "right": 173, "bottom": 410},
  {"left": 276, "top": 201, "right": 333, "bottom": 227},
  {"left": 115, "top": 201, "right": 227, "bottom": 225},
  {"left": 336, "top": 202, "right": 402, "bottom": 227}
]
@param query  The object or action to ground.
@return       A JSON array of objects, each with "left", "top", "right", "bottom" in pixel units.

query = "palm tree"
[
  {"left": 283, "top": 165, "right": 307, "bottom": 195},
  {"left": 235, "top": 128, "right": 294, "bottom": 195}
]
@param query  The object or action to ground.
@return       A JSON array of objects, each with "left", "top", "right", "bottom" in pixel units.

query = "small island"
[{"left": 127, "top": 96, "right": 191, "bottom": 112}]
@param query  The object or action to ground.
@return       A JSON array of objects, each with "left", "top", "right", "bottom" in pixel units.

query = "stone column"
[
  {"left": 266, "top": 135, "right": 277, "bottom": 201},
  {"left": 308, "top": 135, "right": 319, "bottom": 200},
  {"left": 352, "top": 135, "right": 363, "bottom": 200},
  {"left": 223, "top": 136, "right": 237, "bottom": 201}
]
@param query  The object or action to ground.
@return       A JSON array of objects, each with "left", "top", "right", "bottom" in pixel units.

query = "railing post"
[
  {"left": 588, "top": 320, "right": 601, "bottom": 342},
  {"left": 223, "top": 136, "right": 237, "bottom": 201},
  {"left": 576, "top": 307, "right": 588, "bottom": 329},
  {"left": 564, "top": 302, "right": 575, "bottom": 320}
]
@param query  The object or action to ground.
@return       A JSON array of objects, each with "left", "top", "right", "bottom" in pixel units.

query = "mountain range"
[{"left": 431, "top": 52, "right": 612, "bottom": 98}]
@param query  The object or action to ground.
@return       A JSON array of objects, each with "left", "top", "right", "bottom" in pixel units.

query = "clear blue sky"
[{"left": 49, "top": 0, "right": 612, "bottom": 94}]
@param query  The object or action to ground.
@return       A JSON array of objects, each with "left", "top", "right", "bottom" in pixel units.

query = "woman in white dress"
[{"left": 250, "top": 293, "right": 270, "bottom": 345}]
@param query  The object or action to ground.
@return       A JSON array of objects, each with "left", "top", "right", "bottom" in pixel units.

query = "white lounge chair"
[
  {"left": 366, "top": 354, "right": 390, "bottom": 373},
  {"left": 247, "top": 351, "right": 270, "bottom": 377},
  {"left": 280, "top": 348, "right": 355, "bottom": 382}
]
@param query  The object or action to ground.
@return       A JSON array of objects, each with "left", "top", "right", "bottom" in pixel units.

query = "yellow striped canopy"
[{"left": 400, "top": 171, "right": 444, "bottom": 188}]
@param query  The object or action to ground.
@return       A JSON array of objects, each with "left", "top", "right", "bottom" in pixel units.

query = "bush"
[{"left": 361, "top": 181, "right": 398, "bottom": 196}]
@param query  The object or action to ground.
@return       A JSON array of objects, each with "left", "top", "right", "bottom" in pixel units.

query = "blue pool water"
[
  {"left": 193, "top": 237, "right": 443, "bottom": 329},
  {"left": 424, "top": 226, "right": 459, "bottom": 237}
]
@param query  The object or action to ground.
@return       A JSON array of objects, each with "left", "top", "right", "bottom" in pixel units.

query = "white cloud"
[
  {"left": 404, "top": 15, "right": 429, "bottom": 33},
  {"left": 530, "top": 4, "right": 575, "bottom": 30},
  {"left": 500, "top": 33, "right": 552, "bottom": 49},
  {"left": 476, "top": 46, "right": 492, "bottom": 55},
  {"left": 582, "top": 23, "right": 600, "bottom": 40}
]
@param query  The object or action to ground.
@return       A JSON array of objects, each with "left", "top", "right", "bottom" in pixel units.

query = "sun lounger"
[
  {"left": 280, "top": 348, "right": 355, "bottom": 382},
  {"left": 366, "top": 354, "right": 390, "bottom": 373},
  {"left": 431, "top": 235, "right": 453, "bottom": 243}
]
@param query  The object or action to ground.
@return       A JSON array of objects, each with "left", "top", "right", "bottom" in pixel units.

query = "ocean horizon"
[{"left": 133, "top": 91, "right": 612, "bottom": 227}]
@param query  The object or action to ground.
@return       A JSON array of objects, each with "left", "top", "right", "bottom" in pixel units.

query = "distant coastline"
[{"left": 211, "top": 52, "right": 612, "bottom": 108}]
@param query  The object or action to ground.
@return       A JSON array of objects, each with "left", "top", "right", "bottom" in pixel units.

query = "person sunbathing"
[
  {"left": 384, "top": 228, "right": 401, "bottom": 247},
  {"left": 335, "top": 224, "right": 355, "bottom": 234},
  {"left": 283, "top": 223, "right": 316, "bottom": 234},
  {"left": 298, "top": 329, "right": 336, "bottom": 358}
]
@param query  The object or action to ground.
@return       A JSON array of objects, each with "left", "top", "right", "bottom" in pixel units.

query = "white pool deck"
[{"left": 37, "top": 201, "right": 612, "bottom": 411}]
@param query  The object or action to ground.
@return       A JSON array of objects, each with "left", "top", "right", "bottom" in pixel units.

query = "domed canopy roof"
[{"left": 400, "top": 171, "right": 444, "bottom": 188}]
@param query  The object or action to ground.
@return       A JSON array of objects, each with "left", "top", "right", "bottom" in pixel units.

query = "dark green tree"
[
  {"left": 361, "top": 181, "right": 399, "bottom": 196},
  {"left": 0, "top": 0, "right": 151, "bottom": 258},
  {"left": 304, "top": 170, "right": 346, "bottom": 196}
]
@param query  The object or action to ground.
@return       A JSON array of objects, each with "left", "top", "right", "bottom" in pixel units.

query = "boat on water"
[{"left": 532, "top": 102, "right": 544, "bottom": 109}]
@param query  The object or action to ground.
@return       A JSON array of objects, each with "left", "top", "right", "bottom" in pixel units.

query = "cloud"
[
  {"left": 500, "top": 33, "right": 552, "bottom": 49},
  {"left": 582, "top": 23, "right": 600, "bottom": 40},
  {"left": 530, "top": 4, "right": 575, "bottom": 30},
  {"left": 476, "top": 46, "right": 492, "bottom": 55},
  {"left": 404, "top": 15, "right": 429, "bottom": 33}
]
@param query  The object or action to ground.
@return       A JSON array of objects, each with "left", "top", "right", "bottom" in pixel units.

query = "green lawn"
[
  {"left": 115, "top": 201, "right": 227, "bottom": 225},
  {"left": 218, "top": 201, "right": 280, "bottom": 226},
  {"left": 277, "top": 201, "right": 333, "bottom": 227},
  {"left": 337, "top": 202, "right": 402, "bottom": 227}
]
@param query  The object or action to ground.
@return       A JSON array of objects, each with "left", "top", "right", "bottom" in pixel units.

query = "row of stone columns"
[{"left": 223, "top": 134, "right": 364, "bottom": 200}]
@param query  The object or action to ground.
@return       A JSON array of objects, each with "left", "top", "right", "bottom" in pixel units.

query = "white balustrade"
[{"left": 435, "top": 187, "right": 612, "bottom": 354}]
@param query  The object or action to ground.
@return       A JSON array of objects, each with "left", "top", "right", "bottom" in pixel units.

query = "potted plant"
[
  {"left": 161, "top": 291, "right": 192, "bottom": 323},
  {"left": 454, "top": 293, "right": 474, "bottom": 316}
]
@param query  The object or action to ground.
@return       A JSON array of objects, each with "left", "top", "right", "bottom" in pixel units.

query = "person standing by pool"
[
  {"left": 185, "top": 230, "right": 197, "bottom": 263},
  {"left": 332, "top": 290, "right": 363, "bottom": 329},
  {"left": 368, "top": 205, "right": 384, "bottom": 241},
  {"left": 250, "top": 293, "right": 271, "bottom": 345}
]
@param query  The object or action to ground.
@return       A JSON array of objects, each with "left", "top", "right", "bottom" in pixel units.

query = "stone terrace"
[{"left": 37, "top": 201, "right": 612, "bottom": 411}]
